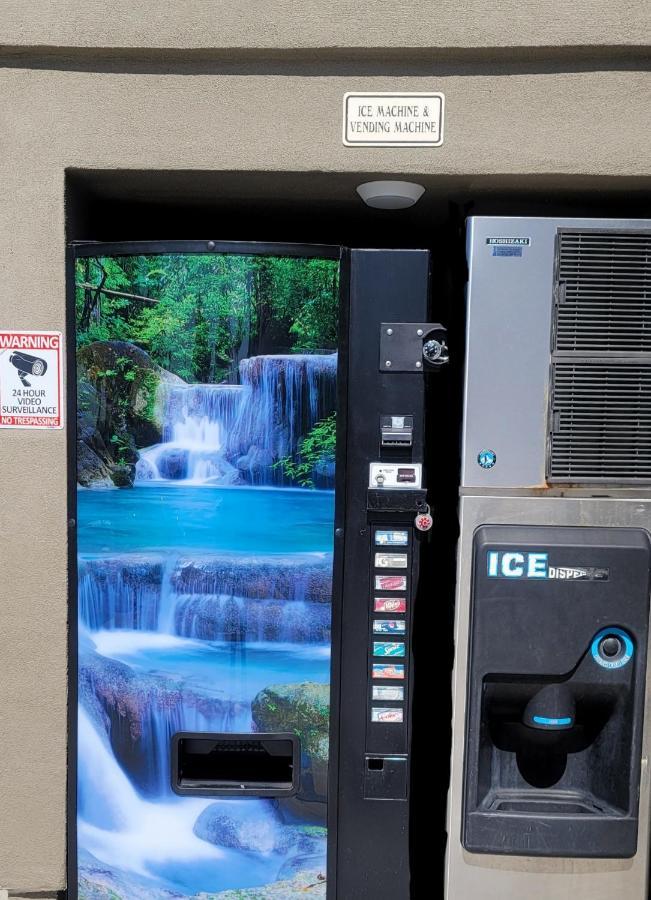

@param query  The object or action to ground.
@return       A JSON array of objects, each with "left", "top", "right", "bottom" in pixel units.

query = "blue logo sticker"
[
  {"left": 478, "top": 449, "right": 496, "bottom": 469},
  {"left": 492, "top": 246, "right": 522, "bottom": 257}
]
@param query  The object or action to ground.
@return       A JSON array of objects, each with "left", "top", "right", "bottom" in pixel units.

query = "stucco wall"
[
  {"left": 0, "top": 7, "right": 649, "bottom": 893},
  {"left": 0, "top": 0, "right": 649, "bottom": 50}
]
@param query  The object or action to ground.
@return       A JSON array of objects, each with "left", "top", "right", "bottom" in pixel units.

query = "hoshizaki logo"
[
  {"left": 486, "top": 237, "right": 531, "bottom": 246},
  {"left": 486, "top": 551, "right": 609, "bottom": 581}
]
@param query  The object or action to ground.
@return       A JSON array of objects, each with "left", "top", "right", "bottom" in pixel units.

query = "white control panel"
[{"left": 369, "top": 462, "right": 422, "bottom": 489}]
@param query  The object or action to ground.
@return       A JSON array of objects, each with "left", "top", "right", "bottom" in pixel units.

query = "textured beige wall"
[
  {"left": 0, "top": 23, "right": 649, "bottom": 895},
  {"left": 0, "top": 0, "right": 649, "bottom": 49}
]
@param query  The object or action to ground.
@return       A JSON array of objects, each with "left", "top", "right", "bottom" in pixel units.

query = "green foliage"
[
  {"left": 88, "top": 353, "right": 159, "bottom": 433},
  {"left": 140, "top": 369, "right": 161, "bottom": 425},
  {"left": 192, "top": 298, "right": 211, "bottom": 383},
  {"left": 109, "top": 433, "right": 131, "bottom": 465},
  {"left": 274, "top": 412, "right": 336, "bottom": 488},
  {"left": 75, "top": 253, "right": 339, "bottom": 383}
]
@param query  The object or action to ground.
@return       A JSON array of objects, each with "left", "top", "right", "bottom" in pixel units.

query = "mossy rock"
[
  {"left": 251, "top": 682, "right": 330, "bottom": 799},
  {"left": 76, "top": 340, "right": 184, "bottom": 486}
]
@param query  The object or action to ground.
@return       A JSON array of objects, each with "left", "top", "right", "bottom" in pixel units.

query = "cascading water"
[
  {"left": 231, "top": 354, "right": 337, "bottom": 485},
  {"left": 78, "top": 553, "right": 333, "bottom": 641},
  {"left": 136, "top": 383, "right": 244, "bottom": 484},
  {"left": 135, "top": 354, "right": 337, "bottom": 487},
  {"left": 78, "top": 351, "right": 334, "bottom": 898}
]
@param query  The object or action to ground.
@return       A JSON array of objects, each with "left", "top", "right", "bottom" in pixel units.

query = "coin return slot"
[
  {"left": 172, "top": 733, "right": 299, "bottom": 796},
  {"left": 363, "top": 755, "right": 408, "bottom": 800}
]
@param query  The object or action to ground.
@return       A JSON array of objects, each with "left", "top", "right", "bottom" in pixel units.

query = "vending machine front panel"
[
  {"left": 73, "top": 244, "right": 341, "bottom": 899},
  {"left": 71, "top": 241, "right": 434, "bottom": 899}
]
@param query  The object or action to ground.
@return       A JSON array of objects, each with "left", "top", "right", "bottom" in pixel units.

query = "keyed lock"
[
  {"left": 414, "top": 504, "right": 433, "bottom": 532},
  {"left": 422, "top": 338, "right": 449, "bottom": 367}
]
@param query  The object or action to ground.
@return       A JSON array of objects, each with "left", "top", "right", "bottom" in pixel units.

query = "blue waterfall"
[
  {"left": 136, "top": 353, "right": 337, "bottom": 486},
  {"left": 78, "top": 351, "right": 334, "bottom": 898}
]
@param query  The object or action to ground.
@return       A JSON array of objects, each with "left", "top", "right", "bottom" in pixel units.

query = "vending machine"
[
  {"left": 445, "top": 218, "right": 651, "bottom": 899},
  {"left": 69, "top": 241, "right": 445, "bottom": 899}
]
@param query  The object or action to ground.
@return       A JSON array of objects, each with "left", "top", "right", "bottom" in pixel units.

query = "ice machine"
[{"left": 446, "top": 217, "right": 651, "bottom": 900}]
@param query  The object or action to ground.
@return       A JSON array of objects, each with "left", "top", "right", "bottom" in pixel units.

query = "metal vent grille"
[
  {"left": 549, "top": 228, "right": 651, "bottom": 484},
  {"left": 555, "top": 230, "right": 651, "bottom": 354},
  {"left": 550, "top": 362, "right": 651, "bottom": 482}
]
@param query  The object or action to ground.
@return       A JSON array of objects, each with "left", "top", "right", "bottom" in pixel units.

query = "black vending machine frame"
[
  {"left": 331, "top": 249, "right": 430, "bottom": 899},
  {"left": 66, "top": 240, "right": 429, "bottom": 900}
]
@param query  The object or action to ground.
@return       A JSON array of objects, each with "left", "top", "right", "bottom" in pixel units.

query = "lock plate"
[{"left": 379, "top": 322, "right": 447, "bottom": 372}]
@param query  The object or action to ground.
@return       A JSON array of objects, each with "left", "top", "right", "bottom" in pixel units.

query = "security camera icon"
[{"left": 9, "top": 351, "right": 48, "bottom": 387}]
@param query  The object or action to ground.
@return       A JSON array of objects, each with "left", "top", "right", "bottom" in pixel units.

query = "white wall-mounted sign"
[
  {"left": 0, "top": 330, "right": 64, "bottom": 428},
  {"left": 343, "top": 92, "right": 444, "bottom": 147}
]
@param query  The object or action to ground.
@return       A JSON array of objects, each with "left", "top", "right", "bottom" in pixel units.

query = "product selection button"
[
  {"left": 373, "top": 619, "right": 406, "bottom": 634},
  {"left": 375, "top": 552, "right": 408, "bottom": 569},
  {"left": 373, "top": 641, "right": 406, "bottom": 658},
  {"left": 372, "top": 663, "right": 405, "bottom": 680},
  {"left": 375, "top": 529, "right": 409, "bottom": 547},
  {"left": 375, "top": 575, "right": 407, "bottom": 591},
  {"left": 371, "top": 707, "right": 404, "bottom": 724},
  {"left": 374, "top": 597, "right": 407, "bottom": 613},
  {"left": 372, "top": 685, "right": 404, "bottom": 701}
]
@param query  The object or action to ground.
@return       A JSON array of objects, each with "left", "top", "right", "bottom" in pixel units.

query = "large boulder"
[
  {"left": 194, "top": 801, "right": 327, "bottom": 857},
  {"left": 235, "top": 445, "right": 275, "bottom": 479},
  {"left": 77, "top": 438, "right": 114, "bottom": 489},
  {"left": 77, "top": 378, "right": 115, "bottom": 487},
  {"left": 76, "top": 340, "right": 184, "bottom": 487},
  {"left": 193, "top": 800, "right": 293, "bottom": 854},
  {"left": 155, "top": 446, "right": 189, "bottom": 480},
  {"left": 251, "top": 683, "right": 329, "bottom": 800}
]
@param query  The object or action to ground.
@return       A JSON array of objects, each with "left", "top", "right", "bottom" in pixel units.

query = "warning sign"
[{"left": 0, "top": 331, "right": 64, "bottom": 429}]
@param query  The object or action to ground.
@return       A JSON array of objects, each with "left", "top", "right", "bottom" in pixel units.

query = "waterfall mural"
[{"left": 74, "top": 251, "right": 339, "bottom": 899}]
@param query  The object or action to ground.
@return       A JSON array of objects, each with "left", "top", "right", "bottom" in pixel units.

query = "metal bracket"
[{"left": 379, "top": 322, "right": 448, "bottom": 373}]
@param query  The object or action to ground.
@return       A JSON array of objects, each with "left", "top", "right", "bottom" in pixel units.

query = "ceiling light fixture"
[{"left": 356, "top": 180, "right": 426, "bottom": 210}]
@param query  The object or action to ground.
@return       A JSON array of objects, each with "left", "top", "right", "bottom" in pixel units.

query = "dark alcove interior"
[{"left": 65, "top": 168, "right": 651, "bottom": 897}]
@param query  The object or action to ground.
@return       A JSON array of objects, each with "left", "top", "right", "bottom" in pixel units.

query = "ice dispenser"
[{"left": 462, "top": 525, "right": 651, "bottom": 858}]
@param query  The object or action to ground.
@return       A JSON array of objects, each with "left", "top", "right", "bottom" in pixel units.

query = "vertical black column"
[{"left": 329, "top": 249, "right": 429, "bottom": 899}]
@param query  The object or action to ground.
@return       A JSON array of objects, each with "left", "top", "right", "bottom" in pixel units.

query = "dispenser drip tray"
[{"left": 481, "top": 789, "right": 618, "bottom": 817}]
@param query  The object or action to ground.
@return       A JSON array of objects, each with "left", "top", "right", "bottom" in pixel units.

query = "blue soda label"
[
  {"left": 375, "top": 530, "right": 409, "bottom": 546},
  {"left": 373, "top": 619, "right": 406, "bottom": 634}
]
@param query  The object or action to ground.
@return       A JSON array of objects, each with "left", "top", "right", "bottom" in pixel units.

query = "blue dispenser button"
[{"left": 591, "top": 627, "right": 634, "bottom": 669}]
